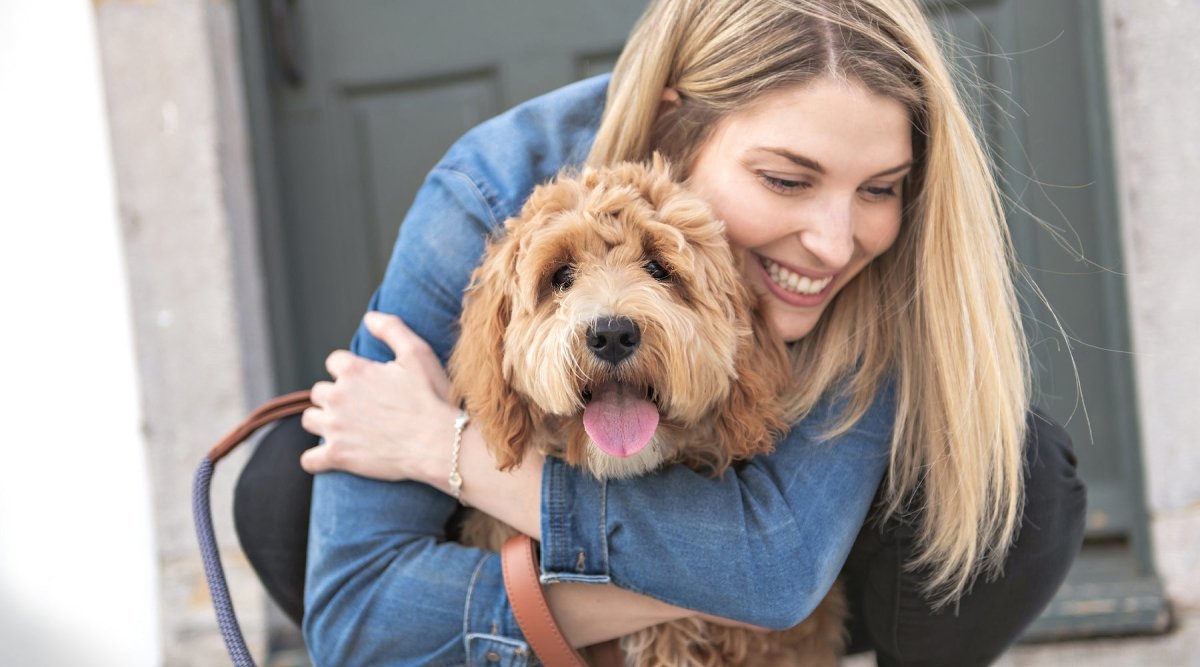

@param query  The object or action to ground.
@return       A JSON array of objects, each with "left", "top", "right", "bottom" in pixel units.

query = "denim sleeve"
[
  {"left": 540, "top": 385, "right": 895, "bottom": 630},
  {"left": 304, "top": 168, "right": 535, "bottom": 666}
]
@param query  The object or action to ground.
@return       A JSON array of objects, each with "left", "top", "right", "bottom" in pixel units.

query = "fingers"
[
  {"left": 365, "top": 311, "right": 451, "bottom": 396},
  {"left": 300, "top": 404, "right": 327, "bottom": 437},
  {"left": 300, "top": 439, "right": 394, "bottom": 480},
  {"left": 365, "top": 311, "right": 434, "bottom": 363},
  {"left": 324, "top": 349, "right": 359, "bottom": 380},
  {"left": 309, "top": 380, "right": 334, "bottom": 407},
  {"left": 300, "top": 441, "right": 341, "bottom": 474}
]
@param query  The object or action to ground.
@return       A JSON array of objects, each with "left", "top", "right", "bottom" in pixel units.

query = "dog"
[{"left": 448, "top": 156, "right": 846, "bottom": 666}]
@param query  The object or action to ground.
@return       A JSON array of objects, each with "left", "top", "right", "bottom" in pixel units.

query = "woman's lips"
[{"left": 755, "top": 254, "right": 836, "bottom": 307}]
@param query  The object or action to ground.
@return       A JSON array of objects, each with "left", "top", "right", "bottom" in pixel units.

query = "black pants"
[
  {"left": 841, "top": 407, "right": 1087, "bottom": 665},
  {"left": 235, "top": 407, "right": 1086, "bottom": 666}
]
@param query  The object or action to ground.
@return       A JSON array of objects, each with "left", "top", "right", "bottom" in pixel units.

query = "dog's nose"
[{"left": 587, "top": 316, "right": 640, "bottom": 365}]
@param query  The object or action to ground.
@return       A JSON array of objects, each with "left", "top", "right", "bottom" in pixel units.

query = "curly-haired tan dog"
[{"left": 449, "top": 157, "right": 846, "bottom": 666}]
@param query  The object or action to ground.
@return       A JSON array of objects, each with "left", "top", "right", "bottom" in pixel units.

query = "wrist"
[
  {"left": 416, "top": 402, "right": 459, "bottom": 490},
  {"left": 447, "top": 408, "right": 470, "bottom": 503}
]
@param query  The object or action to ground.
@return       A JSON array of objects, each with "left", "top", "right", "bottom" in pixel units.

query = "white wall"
[
  {"left": 0, "top": 1, "right": 160, "bottom": 665},
  {"left": 1103, "top": 0, "right": 1200, "bottom": 611}
]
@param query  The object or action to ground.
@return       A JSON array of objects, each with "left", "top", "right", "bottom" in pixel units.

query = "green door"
[
  {"left": 922, "top": 0, "right": 1166, "bottom": 638},
  {"left": 240, "top": 0, "right": 647, "bottom": 389},
  {"left": 238, "top": 0, "right": 1163, "bottom": 645}
]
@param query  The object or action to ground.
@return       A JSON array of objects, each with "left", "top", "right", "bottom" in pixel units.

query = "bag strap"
[
  {"left": 501, "top": 536, "right": 625, "bottom": 667},
  {"left": 207, "top": 390, "right": 314, "bottom": 463},
  {"left": 195, "top": 390, "right": 313, "bottom": 667}
]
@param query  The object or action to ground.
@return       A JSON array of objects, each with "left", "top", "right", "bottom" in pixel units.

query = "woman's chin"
[{"left": 764, "top": 301, "right": 823, "bottom": 342}]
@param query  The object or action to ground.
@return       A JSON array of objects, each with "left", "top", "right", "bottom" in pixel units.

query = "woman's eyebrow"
[
  {"left": 755, "top": 147, "right": 912, "bottom": 179},
  {"left": 758, "top": 147, "right": 826, "bottom": 173},
  {"left": 870, "top": 161, "right": 913, "bottom": 178}
]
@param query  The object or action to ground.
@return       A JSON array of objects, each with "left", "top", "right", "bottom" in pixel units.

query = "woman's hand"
[{"left": 300, "top": 312, "right": 458, "bottom": 484}]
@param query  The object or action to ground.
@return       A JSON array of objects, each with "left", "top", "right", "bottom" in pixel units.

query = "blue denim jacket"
[{"left": 304, "top": 75, "right": 895, "bottom": 666}]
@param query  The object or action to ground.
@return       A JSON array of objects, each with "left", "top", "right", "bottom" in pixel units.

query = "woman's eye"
[
  {"left": 862, "top": 184, "right": 898, "bottom": 199},
  {"left": 551, "top": 265, "right": 575, "bottom": 290},
  {"left": 644, "top": 260, "right": 670, "bottom": 281},
  {"left": 760, "top": 174, "right": 808, "bottom": 193}
]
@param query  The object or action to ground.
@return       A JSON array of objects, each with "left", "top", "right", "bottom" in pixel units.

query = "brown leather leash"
[{"left": 501, "top": 534, "right": 624, "bottom": 667}]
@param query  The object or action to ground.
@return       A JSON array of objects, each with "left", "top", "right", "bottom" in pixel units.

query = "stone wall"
[
  {"left": 93, "top": 0, "right": 276, "bottom": 663},
  {"left": 1102, "top": 0, "right": 1200, "bottom": 612}
]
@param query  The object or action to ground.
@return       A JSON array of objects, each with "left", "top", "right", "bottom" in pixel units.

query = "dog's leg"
[{"left": 459, "top": 509, "right": 521, "bottom": 552}]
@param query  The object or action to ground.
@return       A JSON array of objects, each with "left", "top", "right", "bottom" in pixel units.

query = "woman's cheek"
[
  {"left": 716, "top": 195, "right": 777, "bottom": 249},
  {"left": 864, "top": 209, "right": 903, "bottom": 256}
]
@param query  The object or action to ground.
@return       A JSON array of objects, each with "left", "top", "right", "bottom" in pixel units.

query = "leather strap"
[
  {"left": 207, "top": 390, "right": 313, "bottom": 463},
  {"left": 502, "top": 535, "right": 592, "bottom": 667},
  {"left": 500, "top": 535, "right": 624, "bottom": 666}
]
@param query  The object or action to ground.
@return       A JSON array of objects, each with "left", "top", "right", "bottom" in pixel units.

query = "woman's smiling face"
[{"left": 685, "top": 76, "right": 913, "bottom": 341}]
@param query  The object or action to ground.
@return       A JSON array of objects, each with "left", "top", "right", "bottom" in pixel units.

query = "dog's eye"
[
  {"left": 644, "top": 260, "right": 670, "bottom": 282},
  {"left": 551, "top": 265, "right": 575, "bottom": 290}
]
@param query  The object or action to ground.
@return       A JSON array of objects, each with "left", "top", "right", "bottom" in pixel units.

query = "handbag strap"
[
  {"left": 195, "top": 390, "right": 313, "bottom": 667},
  {"left": 500, "top": 536, "right": 625, "bottom": 667},
  {"left": 207, "top": 390, "right": 314, "bottom": 463}
]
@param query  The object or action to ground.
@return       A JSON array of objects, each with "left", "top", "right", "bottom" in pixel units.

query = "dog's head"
[{"left": 449, "top": 156, "right": 789, "bottom": 479}]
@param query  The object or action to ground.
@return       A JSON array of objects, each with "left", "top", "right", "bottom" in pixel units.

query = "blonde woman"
[{"left": 290, "top": 0, "right": 1087, "bottom": 664}]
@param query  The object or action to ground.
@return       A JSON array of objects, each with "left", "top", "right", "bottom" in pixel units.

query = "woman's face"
[{"left": 685, "top": 77, "right": 912, "bottom": 341}]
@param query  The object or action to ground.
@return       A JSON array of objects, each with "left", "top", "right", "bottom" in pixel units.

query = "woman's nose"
[{"left": 799, "top": 197, "right": 855, "bottom": 269}]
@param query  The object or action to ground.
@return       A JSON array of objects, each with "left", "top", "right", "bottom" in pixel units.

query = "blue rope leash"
[
  {"left": 194, "top": 457, "right": 257, "bottom": 667},
  {"left": 191, "top": 390, "right": 312, "bottom": 666}
]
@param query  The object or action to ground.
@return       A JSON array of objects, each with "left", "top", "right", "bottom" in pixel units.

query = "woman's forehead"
[{"left": 709, "top": 77, "right": 912, "bottom": 168}]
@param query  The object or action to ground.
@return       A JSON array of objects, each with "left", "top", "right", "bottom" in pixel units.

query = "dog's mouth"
[{"left": 580, "top": 382, "right": 660, "bottom": 458}]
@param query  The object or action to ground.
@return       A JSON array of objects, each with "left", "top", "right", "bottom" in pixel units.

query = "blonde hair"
[{"left": 589, "top": 0, "right": 1030, "bottom": 606}]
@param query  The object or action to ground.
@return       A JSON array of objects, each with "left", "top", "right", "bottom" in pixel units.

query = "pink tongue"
[{"left": 582, "top": 383, "right": 660, "bottom": 458}]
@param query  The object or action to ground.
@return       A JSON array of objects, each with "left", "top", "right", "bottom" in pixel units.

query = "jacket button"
[{"left": 485, "top": 650, "right": 501, "bottom": 662}]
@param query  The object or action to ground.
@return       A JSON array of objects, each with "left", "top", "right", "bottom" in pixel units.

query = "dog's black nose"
[{"left": 587, "top": 316, "right": 640, "bottom": 365}]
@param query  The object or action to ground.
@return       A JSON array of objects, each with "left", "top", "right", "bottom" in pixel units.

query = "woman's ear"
[
  {"left": 448, "top": 233, "right": 533, "bottom": 471},
  {"left": 656, "top": 86, "right": 682, "bottom": 122}
]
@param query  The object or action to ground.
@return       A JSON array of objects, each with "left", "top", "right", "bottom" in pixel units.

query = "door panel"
[
  {"left": 350, "top": 76, "right": 503, "bottom": 280},
  {"left": 926, "top": 0, "right": 1146, "bottom": 544},
  {"left": 257, "top": 1, "right": 646, "bottom": 387},
  {"left": 923, "top": 0, "right": 1165, "bottom": 638}
]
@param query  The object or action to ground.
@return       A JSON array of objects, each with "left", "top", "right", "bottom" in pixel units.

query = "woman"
[{"left": 297, "top": 0, "right": 1087, "bottom": 664}]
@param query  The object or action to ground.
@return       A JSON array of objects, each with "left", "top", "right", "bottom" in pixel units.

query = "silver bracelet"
[{"left": 448, "top": 407, "right": 470, "bottom": 504}]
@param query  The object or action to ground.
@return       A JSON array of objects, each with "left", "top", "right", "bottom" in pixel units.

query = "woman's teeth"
[{"left": 760, "top": 257, "right": 833, "bottom": 295}]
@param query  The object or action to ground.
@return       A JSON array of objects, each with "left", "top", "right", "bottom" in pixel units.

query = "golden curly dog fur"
[{"left": 448, "top": 156, "right": 847, "bottom": 666}]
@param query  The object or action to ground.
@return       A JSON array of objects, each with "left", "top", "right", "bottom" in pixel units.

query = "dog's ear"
[
  {"left": 712, "top": 294, "right": 792, "bottom": 463},
  {"left": 449, "top": 231, "right": 534, "bottom": 471}
]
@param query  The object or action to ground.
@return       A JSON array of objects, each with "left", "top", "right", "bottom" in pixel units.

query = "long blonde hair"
[{"left": 589, "top": 0, "right": 1030, "bottom": 606}]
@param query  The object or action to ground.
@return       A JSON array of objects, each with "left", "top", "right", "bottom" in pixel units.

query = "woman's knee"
[
  {"left": 1022, "top": 406, "right": 1088, "bottom": 559},
  {"left": 846, "top": 408, "right": 1088, "bottom": 666}
]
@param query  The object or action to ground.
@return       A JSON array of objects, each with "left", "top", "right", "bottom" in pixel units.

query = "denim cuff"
[{"left": 539, "top": 456, "right": 611, "bottom": 584}]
